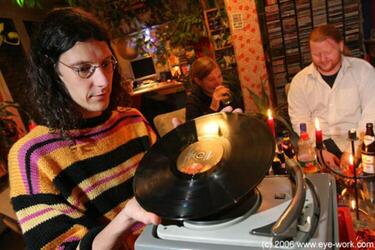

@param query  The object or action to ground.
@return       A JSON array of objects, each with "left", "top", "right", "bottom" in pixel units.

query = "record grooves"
[{"left": 134, "top": 112, "right": 275, "bottom": 220}]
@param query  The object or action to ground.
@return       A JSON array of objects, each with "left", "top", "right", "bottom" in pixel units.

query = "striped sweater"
[{"left": 8, "top": 107, "right": 157, "bottom": 249}]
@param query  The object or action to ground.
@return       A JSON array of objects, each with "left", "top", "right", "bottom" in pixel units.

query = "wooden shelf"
[
  {"left": 203, "top": 8, "right": 236, "bottom": 72},
  {"left": 215, "top": 45, "right": 233, "bottom": 51}
]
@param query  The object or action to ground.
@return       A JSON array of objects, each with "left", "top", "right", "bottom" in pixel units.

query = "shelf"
[
  {"left": 258, "top": 0, "right": 363, "bottom": 105},
  {"left": 215, "top": 45, "right": 233, "bottom": 51},
  {"left": 203, "top": 7, "right": 237, "bottom": 71}
]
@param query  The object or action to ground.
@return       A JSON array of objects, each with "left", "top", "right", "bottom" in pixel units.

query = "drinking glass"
[{"left": 222, "top": 91, "right": 232, "bottom": 106}]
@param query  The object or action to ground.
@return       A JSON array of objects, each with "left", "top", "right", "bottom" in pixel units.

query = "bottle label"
[
  {"left": 298, "top": 159, "right": 319, "bottom": 173},
  {"left": 363, "top": 135, "right": 375, "bottom": 146},
  {"left": 362, "top": 154, "right": 375, "bottom": 174}
]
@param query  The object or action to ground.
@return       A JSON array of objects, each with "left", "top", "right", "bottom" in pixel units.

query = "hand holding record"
[{"left": 133, "top": 112, "right": 275, "bottom": 221}]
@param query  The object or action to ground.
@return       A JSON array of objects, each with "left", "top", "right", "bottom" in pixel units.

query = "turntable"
[{"left": 133, "top": 113, "right": 339, "bottom": 249}]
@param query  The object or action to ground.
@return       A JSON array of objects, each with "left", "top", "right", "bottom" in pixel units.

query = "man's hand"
[
  {"left": 339, "top": 152, "right": 351, "bottom": 169},
  {"left": 92, "top": 197, "right": 160, "bottom": 250},
  {"left": 120, "top": 197, "right": 161, "bottom": 225},
  {"left": 318, "top": 149, "right": 340, "bottom": 168}
]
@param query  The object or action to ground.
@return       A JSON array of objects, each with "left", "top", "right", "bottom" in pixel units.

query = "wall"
[{"left": 224, "top": 0, "right": 271, "bottom": 112}]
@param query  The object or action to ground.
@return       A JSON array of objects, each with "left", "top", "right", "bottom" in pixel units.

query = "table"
[
  {"left": 131, "top": 80, "right": 184, "bottom": 96},
  {"left": 0, "top": 185, "right": 20, "bottom": 233},
  {"left": 130, "top": 80, "right": 186, "bottom": 126}
]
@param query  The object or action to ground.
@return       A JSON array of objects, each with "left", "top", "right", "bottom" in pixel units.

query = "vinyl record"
[{"left": 134, "top": 112, "right": 275, "bottom": 220}]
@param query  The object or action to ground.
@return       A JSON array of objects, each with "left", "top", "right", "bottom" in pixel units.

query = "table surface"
[
  {"left": 131, "top": 80, "right": 184, "bottom": 96},
  {"left": 0, "top": 185, "right": 16, "bottom": 220}
]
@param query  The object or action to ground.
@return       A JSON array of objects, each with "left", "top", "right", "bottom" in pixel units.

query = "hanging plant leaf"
[{"left": 16, "top": 0, "right": 25, "bottom": 7}]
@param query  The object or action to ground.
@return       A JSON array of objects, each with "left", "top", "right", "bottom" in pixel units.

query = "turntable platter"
[{"left": 133, "top": 112, "right": 275, "bottom": 220}]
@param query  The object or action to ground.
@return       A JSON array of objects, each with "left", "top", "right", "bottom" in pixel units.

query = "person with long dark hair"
[{"left": 8, "top": 7, "right": 160, "bottom": 249}]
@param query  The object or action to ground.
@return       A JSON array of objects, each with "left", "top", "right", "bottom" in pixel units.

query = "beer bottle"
[
  {"left": 361, "top": 123, "right": 375, "bottom": 206},
  {"left": 272, "top": 143, "right": 287, "bottom": 175},
  {"left": 281, "top": 130, "right": 295, "bottom": 159},
  {"left": 362, "top": 123, "right": 375, "bottom": 175}
]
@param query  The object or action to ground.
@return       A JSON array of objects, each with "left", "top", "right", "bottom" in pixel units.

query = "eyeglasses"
[{"left": 58, "top": 56, "right": 118, "bottom": 79}]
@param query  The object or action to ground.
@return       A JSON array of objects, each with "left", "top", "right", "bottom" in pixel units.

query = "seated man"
[{"left": 288, "top": 24, "right": 375, "bottom": 168}]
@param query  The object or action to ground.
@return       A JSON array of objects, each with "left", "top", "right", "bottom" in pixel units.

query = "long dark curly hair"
[{"left": 28, "top": 7, "right": 130, "bottom": 135}]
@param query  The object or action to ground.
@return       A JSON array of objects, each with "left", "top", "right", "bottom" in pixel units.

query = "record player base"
[{"left": 135, "top": 173, "right": 338, "bottom": 250}]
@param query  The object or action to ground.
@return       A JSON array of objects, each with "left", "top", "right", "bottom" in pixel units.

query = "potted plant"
[{"left": 243, "top": 79, "right": 298, "bottom": 144}]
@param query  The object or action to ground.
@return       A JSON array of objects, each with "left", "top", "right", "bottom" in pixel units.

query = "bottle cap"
[{"left": 300, "top": 132, "right": 309, "bottom": 140}]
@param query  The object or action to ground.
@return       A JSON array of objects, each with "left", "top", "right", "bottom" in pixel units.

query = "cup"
[{"left": 222, "top": 91, "right": 232, "bottom": 106}]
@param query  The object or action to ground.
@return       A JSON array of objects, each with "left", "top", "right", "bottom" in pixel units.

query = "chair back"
[{"left": 153, "top": 108, "right": 186, "bottom": 137}]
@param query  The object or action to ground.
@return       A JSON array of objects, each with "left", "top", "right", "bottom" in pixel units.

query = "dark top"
[
  {"left": 185, "top": 84, "right": 244, "bottom": 121},
  {"left": 321, "top": 71, "right": 339, "bottom": 88}
]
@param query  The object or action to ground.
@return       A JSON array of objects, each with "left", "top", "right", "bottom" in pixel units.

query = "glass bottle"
[
  {"left": 281, "top": 130, "right": 295, "bottom": 159},
  {"left": 362, "top": 123, "right": 375, "bottom": 175},
  {"left": 297, "top": 129, "right": 319, "bottom": 174},
  {"left": 272, "top": 143, "right": 287, "bottom": 175},
  {"left": 300, "top": 122, "right": 307, "bottom": 134},
  {"left": 361, "top": 123, "right": 375, "bottom": 210}
]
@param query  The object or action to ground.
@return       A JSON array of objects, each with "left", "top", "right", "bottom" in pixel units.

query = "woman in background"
[
  {"left": 8, "top": 7, "right": 159, "bottom": 250},
  {"left": 186, "top": 56, "right": 243, "bottom": 120}
]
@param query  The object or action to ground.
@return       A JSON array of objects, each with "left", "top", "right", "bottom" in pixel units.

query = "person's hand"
[
  {"left": 318, "top": 149, "right": 340, "bottom": 168},
  {"left": 171, "top": 117, "right": 183, "bottom": 128},
  {"left": 220, "top": 106, "right": 243, "bottom": 113},
  {"left": 120, "top": 197, "right": 160, "bottom": 225},
  {"left": 210, "top": 85, "right": 231, "bottom": 111},
  {"left": 339, "top": 152, "right": 351, "bottom": 169},
  {"left": 92, "top": 197, "right": 160, "bottom": 250}
]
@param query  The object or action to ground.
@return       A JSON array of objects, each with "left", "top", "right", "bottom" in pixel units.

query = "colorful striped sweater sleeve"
[{"left": 7, "top": 108, "right": 157, "bottom": 250}]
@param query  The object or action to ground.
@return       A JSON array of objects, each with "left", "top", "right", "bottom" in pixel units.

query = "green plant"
[
  {"left": 12, "top": 0, "right": 43, "bottom": 8},
  {"left": 244, "top": 78, "right": 270, "bottom": 115},
  {"left": 167, "top": 10, "right": 206, "bottom": 47},
  {"left": 243, "top": 79, "right": 297, "bottom": 141}
]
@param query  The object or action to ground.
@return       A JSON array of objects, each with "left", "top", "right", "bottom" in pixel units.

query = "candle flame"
[
  {"left": 351, "top": 200, "right": 356, "bottom": 210},
  {"left": 315, "top": 118, "right": 321, "bottom": 130},
  {"left": 349, "top": 154, "right": 354, "bottom": 165},
  {"left": 267, "top": 109, "right": 273, "bottom": 119},
  {"left": 341, "top": 188, "right": 347, "bottom": 196}
]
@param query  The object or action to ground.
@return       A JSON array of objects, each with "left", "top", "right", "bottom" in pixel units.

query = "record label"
[{"left": 177, "top": 138, "right": 228, "bottom": 175}]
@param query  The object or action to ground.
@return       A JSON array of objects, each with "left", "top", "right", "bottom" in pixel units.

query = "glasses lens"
[
  {"left": 76, "top": 57, "right": 117, "bottom": 79},
  {"left": 110, "top": 57, "right": 117, "bottom": 70},
  {"left": 77, "top": 64, "right": 95, "bottom": 79},
  {"left": 102, "top": 58, "right": 117, "bottom": 71}
]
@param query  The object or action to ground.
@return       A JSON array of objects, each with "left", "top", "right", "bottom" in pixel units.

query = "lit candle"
[
  {"left": 349, "top": 154, "right": 354, "bottom": 174},
  {"left": 315, "top": 118, "right": 323, "bottom": 149},
  {"left": 267, "top": 109, "right": 276, "bottom": 138},
  {"left": 351, "top": 199, "right": 356, "bottom": 210}
]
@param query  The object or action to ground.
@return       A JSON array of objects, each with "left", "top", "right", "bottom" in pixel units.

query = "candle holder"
[
  {"left": 314, "top": 118, "right": 323, "bottom": 149},
  {"left": 338, "top": 179, "right": 375, "bottom": 231}
]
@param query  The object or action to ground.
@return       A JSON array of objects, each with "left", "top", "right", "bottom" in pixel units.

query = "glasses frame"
[{"left": 58, "top": 56, "right": 118, "bottom": 79}]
